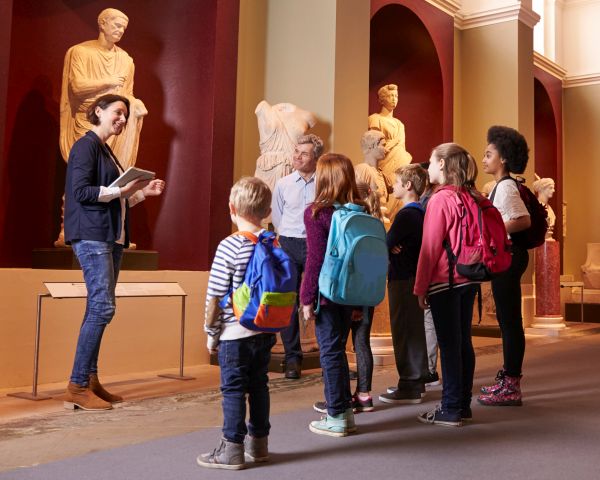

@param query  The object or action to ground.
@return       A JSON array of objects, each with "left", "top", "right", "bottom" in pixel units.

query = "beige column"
[
  {"left": 454, "top": 2, "right": 538, "bottom": 326},
  {"left": 235, "top": 0, "right": 371, "bottom": 358}
]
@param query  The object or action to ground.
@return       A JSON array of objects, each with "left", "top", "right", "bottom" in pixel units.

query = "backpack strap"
[
  {"left": 218, "top": 231, "right": 264, "bottom": 310},
  {"left": 489, "top": 175, "right": 513, "bottom": 203}
]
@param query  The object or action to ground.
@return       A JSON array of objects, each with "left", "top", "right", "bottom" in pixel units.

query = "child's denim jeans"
[{"left": 218, "top": 333, "right": 276, "bottom": 443}]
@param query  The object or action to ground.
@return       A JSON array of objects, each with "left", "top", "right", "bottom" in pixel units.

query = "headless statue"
[{"left": 255, "top": 100, "right": 316, "bottom": 192}]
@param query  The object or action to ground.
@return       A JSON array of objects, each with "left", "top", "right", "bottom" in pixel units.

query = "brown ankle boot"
[
  {"left": 89, "top": 373, "right": 123, "bottom": 403},
  {"left": 64, "top": 382, "right": 112, "bottom": 411}
]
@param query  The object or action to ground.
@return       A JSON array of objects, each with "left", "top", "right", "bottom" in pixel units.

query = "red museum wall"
[{"left": 0, "top": 0, "right": 239, "bottom": 270}]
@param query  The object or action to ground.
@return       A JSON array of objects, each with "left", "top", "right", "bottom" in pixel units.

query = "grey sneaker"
[
  {"left": 197, "top": 438, "right": 245, "bottom": 470},
  {"left": 244, "top": 435, "right": 268, "bottom": 463},
  {"left": 379, "top": 389, "right": 423, "bottom": 404},
  {"left": 417, "top": 405, "right": 462, "bottom": 427}
]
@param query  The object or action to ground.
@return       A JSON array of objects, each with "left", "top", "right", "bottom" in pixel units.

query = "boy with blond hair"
[
  {"left": 378, "top": 164, "right": 431, "bottom": 404},
  {"left": 197, "top": 177, "right": 277, "bottom": 470}
]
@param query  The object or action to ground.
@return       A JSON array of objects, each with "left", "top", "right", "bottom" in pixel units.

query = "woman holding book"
[{"left": 62, "top": 94, "right": 165, "bottom": 411}]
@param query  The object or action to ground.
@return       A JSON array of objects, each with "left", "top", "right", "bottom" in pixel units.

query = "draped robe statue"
[
  {"left": 368, "top": 84, "right": 412, "bottom": 219},
  {"left": 55, "top": 8, "right": 147, "bottom": 246}
]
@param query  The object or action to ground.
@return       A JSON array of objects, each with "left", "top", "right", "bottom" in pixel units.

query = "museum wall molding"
[{"left": 455, "top": 3, "right": 541, "bottom": 30}]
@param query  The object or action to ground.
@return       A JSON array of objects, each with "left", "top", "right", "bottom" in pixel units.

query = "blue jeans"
[
  {"left": 315, "top": 303, "right": 353, "bottom": 416},
  {"left": 219, "top": 333, "right": 276, "bottom": 444},
  {"left": 70, "top": 240, "right": 123, "bottom": 386},
  {"left": 428, "top": 284, "right": 478, "bottom": 414},
  {"left": 277, "top": 236, "right": 306, "bottom": 366}
]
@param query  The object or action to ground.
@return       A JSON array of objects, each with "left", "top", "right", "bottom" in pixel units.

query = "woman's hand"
[
  {"left": 390, "top": 245, "right": 402, "bottom": 255},
  {"left": 120, "top": 178, "right": 151, "bottom": 198},
  {"left": 302, "top": 304, "right": 315, "bottom": 323},
  {"left": 418, "top": 294, "right": 429, "bottom": 310},
  {"left": 142, "top": 179, "right": 166, "bottom": 197}
]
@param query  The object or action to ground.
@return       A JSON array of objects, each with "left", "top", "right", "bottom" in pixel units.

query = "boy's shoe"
[
  {"left": 284, "top": 362, "right": 301, "bottom": 379},
  {"left": 478, "top": 374, "right": 522, "bottom": 406},
  {"left": 480, "top": 369, "right": 506, "bottom": 394},
  {"left": 387, "top": 382, "right": 426, "bottom": 397},
  {"left": 244, "top": 435, "right": 268, "bottom": 463},
  {"left": 309, "top": 409, "right": 356, "bottom": 437},
  {"left": 197, "top": 438, "right": 245, "bottom": 470},
  {"left": 417, "top": 405, "right": 462, "bottom": 427},
  {"left": 352, "top": 394, "right": 374, "bottom": 412},
  {"left": 313, "top": 400, "right": 327, "bottom": 414},
  {"left": 422, "top": 371, "right": 441, "bottom": 387},
  {"left": 461, "top": 407, "right": 473, "bottom": 422},
  {"left": 379, "top": 389, "right": 423, "bottom": 404}
]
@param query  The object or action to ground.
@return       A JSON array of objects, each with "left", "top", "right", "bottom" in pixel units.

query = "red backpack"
[
  {"left": 490, "top": 176, "right": 548, "bottom": 249},
  {"left": 440, "top": 186, "right": 512, "bottom": 286}
]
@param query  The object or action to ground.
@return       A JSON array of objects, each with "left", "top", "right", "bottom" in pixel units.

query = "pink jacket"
[{"left": 414, "top": 187, "right": 471, "bottom": 296}]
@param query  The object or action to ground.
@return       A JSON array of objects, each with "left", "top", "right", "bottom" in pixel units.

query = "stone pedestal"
[
  {"left": 531, "top": 240, "right": 565, "bottom": 330},
  {"left": 369, "top": 286, "right": 395, "bottom": 365}
]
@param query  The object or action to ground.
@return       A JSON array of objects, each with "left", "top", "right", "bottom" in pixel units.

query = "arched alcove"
[
  {"left": 369, "top": 3, "right": 443, "bottom": 164},
  {"left": 534, "top": 76, "right": 562, "bottom": 265}
]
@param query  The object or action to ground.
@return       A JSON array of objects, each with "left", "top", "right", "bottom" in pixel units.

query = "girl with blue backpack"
[{"left": 300, "top": 153, "right": 372, "bottom": 437}]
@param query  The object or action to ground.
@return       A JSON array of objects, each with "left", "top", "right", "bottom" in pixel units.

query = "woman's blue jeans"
[{"left": 70, "top": 240, "right": 123, "bottom": 386}]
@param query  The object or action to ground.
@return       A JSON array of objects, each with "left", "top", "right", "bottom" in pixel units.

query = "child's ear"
[
  {"left": 405, "top": 180, "right": 413, "bottom": 191},
  {"left": 229, "top": 202, "right": 236, "bottom": 215}
]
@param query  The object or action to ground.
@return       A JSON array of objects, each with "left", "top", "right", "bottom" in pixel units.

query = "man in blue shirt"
[{"left": 271, "top": 134, "right": 323, "bottom": 379}]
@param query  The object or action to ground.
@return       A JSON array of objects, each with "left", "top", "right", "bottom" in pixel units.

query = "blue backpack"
[
  {"left": 318, "top": 203, "right": 388, "bottom": 307},
  {"left": 220, "top": 231, "right": 298, "bottom": 332}
]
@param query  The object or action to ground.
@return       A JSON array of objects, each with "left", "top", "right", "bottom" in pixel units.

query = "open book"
[{"left": 109, "top": 166, "right": 155, "bottom": 188}]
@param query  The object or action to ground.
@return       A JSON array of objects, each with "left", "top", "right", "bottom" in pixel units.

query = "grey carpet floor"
[{"left": 2, "top": 335, "right": 599, "bottom": 480}]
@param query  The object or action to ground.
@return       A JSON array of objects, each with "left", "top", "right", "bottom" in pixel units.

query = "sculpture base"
[
  {"left": 210, "top": 350, "right": 321, "bottom": 373},
  {"left": 32, "top": 247, "right": 159, "bottom": 271},
  {"left": 531, "top": 315, "right": 566, "bottom": 329}
]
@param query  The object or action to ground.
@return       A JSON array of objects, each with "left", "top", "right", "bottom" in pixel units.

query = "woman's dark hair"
[
  {"left": 487, "top": 125, "right": 529, "bottom": 174},
  {"left": 86, "top": 94, "right": 130, "bottom": 125}
]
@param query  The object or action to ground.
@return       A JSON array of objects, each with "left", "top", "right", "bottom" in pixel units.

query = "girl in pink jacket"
[{"left": 414, "top": 143, "right": 481, "bottom": 427}]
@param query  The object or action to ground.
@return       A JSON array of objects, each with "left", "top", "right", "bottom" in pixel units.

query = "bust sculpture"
[
  {"left": 368, "top": 84, "right": 412, "bottom": 215},
  {"left": 255, "top": 100, "right": 316, "bottom": 192},
  {"left": 532, "top": 176, "right": 556, "bottom": 240},
  {"left": 354, "top": 130, "right": 391, "bottom": 222},
  {"left": 55, "top": 8, "right": 147, "bottom": 246}
]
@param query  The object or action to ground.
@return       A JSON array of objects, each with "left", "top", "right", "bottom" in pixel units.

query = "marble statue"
[
  {"left": 368, "top": 84, "right": 412, "bottom": 218},
  {"left": 354, "top": 130, "right": 390, "bottom": 223},
  {"left": 582, "top": 243, "right": 600, "bottom": 289},
  {"left": 55, "top": 8, "right": 147, "bottom": 247},
  {"left": 255, "top": 100, "right": 316, "bottom": 192},
  {"left": 532, "top": 176, "right": 556, "bottom": 240}
]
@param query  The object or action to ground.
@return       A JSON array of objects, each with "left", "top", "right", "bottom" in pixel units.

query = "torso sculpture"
[
  {"left": 368, "top": 84, "right": 412, "bottom": 219},
  {"left": 255, "top": 100, "right": 316, "bottom": 192},
  {"left": 354, "top": 130, "right": 390, "bottom": 223}
]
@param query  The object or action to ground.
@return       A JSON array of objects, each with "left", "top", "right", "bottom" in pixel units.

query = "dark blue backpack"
[{"left": 221, "top": 231, "right": 298, "bottom": 332}]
